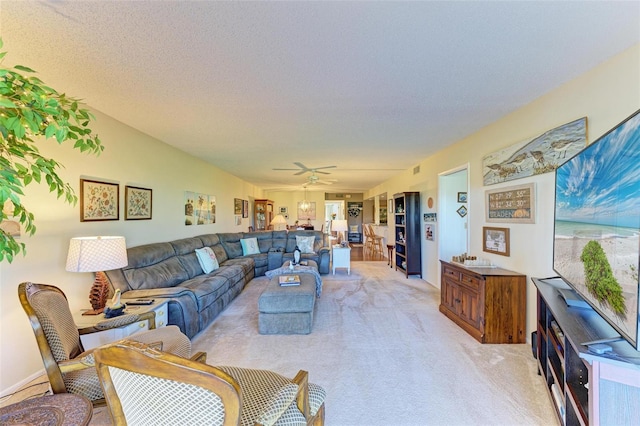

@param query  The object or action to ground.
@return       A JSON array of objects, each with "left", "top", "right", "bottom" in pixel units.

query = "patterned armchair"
[
  {"left": 94, "top": 340, "right": 326, "bottom": 426},
  {"left": 18, "top": 282, "right": 204, "bottom": 406}
]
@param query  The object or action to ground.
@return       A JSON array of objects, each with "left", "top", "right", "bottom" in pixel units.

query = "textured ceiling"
[{"left": 2, "top": 1, "right": 639, "bottom": 193}]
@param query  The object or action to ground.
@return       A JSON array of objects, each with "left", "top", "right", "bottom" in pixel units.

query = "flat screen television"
[{"left": 553, "top": 108, "right": 640, "bottom": 350}]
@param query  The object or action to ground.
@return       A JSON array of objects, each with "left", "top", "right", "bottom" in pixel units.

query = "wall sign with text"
[{"left": 485, "top": 183, "right": 535, "bottom": 223}]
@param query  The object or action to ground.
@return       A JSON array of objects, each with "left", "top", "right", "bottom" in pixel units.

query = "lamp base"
[{"left": 85, "top": 271, "right": 110, "bottom": 315}]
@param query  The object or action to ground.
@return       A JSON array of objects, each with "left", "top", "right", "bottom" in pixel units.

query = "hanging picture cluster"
[
  {"left": 80, "top": 179, "right": 152, "bottom": 221},
  {"left": 185, "top": 191, "right": 216, "bottom": 226}
]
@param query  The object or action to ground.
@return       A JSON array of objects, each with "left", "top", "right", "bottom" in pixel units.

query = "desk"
[
  {"left": 73, "top": 300, "right": 168, "bottom": 350},
  {"left": 332, "top": 245, "right": 351, "bottom": 275},
  {"left": 0, "top": 394, "right": 92, "bottom": 425}
]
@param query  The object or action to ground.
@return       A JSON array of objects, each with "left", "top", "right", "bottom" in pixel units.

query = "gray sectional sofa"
[{"left": 105, "top": 230, "right": 329, "bottom": 338}]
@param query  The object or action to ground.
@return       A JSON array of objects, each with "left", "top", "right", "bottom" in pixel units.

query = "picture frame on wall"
[
  {"left": 280, "top": 206, "right": 288, "bottom": 214},
  {"left": 234, "top": 198, "right": 242, "bottom": 215},
  {"left": 125, "top": 186, "right": 152, "bottom": 220},
  {"left": 485, "top": 183, "right": 536, "bottom": 223},
  {"left": 483, "top": 226, "right": 510, "bottom": 256},
  {"left": 80, "top": 179, "right": 119, "bottom": 221},
  {"left": 457, "top": 192, "right": 467, "bottom": 203},
  {"left": 243, "top": 200, "right": 249, "bottom": 218}
]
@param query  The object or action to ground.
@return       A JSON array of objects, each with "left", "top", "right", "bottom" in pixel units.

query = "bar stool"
[{"left": 386, "top": 244, "right": 394, "bottom": 268}]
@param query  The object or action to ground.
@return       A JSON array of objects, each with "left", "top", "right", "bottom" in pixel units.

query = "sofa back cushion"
[
  {"left": 197, "top": 234, "right": 229, "bottom": 264},
  {"left": 122, "top": 243, "right": 189, "bottom": 290},
  {"left": 218, "top": 233, "right": 244, "bottom": 258},
  {"left": 170, "top": 237, "right": 205, "bottom": 279},
  {"left": 286, "top": 230, "right": 324, "bottom": 253}
]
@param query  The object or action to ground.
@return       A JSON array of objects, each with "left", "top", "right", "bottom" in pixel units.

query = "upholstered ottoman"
[{"left": 258, "top": 273, "right": 316, "bottom": 335}]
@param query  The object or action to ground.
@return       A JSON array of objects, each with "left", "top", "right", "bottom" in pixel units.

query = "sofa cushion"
[
  {"left": 295, "top": 235, "right": 315, "bottom": 254},
  {"left": 179, "top": 273, "right": 232, "bottom": 311},
  {"left": 197, "top": 234, "right": 229, "bottom": 263},
  {"left": 195, "top": 247, "right": 219, "bottom": 273},
  {"left": 241, "top": 237, "right": 260, "bottom": 256},
  {"left": 124, "top": 257, "right": 189, "bottom": 290}
]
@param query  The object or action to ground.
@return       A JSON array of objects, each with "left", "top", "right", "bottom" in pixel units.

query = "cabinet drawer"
[
  {"left": 443, "top": 266, "right": 461, "bottom": 281},
  {"left": 459, "top": 272, "right": 481, "bottom": 291},
  {"left": 154, "top": 304, "right": 168, "bottom": 327}
]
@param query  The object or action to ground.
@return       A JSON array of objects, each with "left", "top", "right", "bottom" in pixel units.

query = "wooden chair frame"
[{"left": 94, "top": 341, "right": 241, "bottom": 426}]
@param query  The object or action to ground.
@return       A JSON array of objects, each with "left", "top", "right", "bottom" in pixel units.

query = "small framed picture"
[
  {"left": 243, "top": 200, "right": 249, "bottom": 218},
  {"left": 456, "top": 205, "right": 467, "bottom": 218},
  {"left": 457, "top": 192, "right": 467, "bottom": 203},
  {"left": 234, "top": 198, "right": 242, "bottom": 215},
  {"left": 80, "top": 179, "right": 119, "bottom": 221},
  {"left": 483, "top": 226, "right": 510, "bottom": 256},
  {"left": 125, "top": 186, "right": 152, "bottom": 220},
  {"left": 279, "top": 206, "right": 288, "bottom": 214}
]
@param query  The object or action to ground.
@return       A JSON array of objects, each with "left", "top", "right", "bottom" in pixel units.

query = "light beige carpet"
[{"left": 191, "top": 262, "right": 555, "bottom": 426}]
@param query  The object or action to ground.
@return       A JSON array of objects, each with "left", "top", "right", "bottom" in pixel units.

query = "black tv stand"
[{"left": 532, "top": 277, "right": 640, "bottom": 425}]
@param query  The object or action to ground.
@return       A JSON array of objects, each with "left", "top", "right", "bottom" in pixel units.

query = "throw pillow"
[
  {"left": 349, "top": 225, "right": 359, "bottom": 233},
  {"left": 240, "top": 237, "right": 260, "bottom": 256},
  {"left": 295, "top": 235, "right": 315, "bottom": 254},
  {"left": 195, "top": 247, "right": 219, "bottom": 274}
]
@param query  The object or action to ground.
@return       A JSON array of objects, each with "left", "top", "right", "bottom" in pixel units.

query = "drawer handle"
[
  {"left": 158, "top": 321, "right": 164, "bottom": 327},
  {"left": 158, "top": 311, "right": 164, "bottom": 316},
  {"left": 138, "top": 322, "right": 145, "bottom": 328}
]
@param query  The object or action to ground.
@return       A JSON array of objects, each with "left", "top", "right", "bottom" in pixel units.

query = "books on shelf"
[{"left": 279, "top": 275, "right": 300, "bottom": 286}]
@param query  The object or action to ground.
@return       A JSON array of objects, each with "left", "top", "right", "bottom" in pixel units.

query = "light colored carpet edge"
[{"left": 191, "top": 262, "right": 555, "bottom": 426}]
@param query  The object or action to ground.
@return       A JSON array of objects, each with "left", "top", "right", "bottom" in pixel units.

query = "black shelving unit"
[{"left": 393, "top": 192, "right": 421, "bottom": 278}]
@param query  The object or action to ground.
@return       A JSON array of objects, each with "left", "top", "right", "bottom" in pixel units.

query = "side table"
[
  {"left": 386, "top": 244, "right": 394, "bottom": 268},
  {"left": 332, "top": 245, "right": 351, "bottom": 275},
  {"left": 0, "top": 394, "right": 92, "bottom": 425},
  {"left": 73, "top": 299, "right": 168, "bottom": 350}
]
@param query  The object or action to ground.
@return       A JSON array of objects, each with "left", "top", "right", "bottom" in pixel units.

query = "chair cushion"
[
  {"left": 195, "top": 247, "right": 219, "bottom": 274},
  {"left": 295, "top": 236, "right": 315, "bottom": 254}
]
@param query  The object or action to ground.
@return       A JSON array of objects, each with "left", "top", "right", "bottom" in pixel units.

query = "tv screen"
[{"left": 553, "top": 109, "right": 640, "bottom": 350}]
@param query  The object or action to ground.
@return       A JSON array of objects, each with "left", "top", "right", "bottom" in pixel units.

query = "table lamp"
[
  {"left": 270, "top": 214, "right": 287, "bottom": 231},
  {"left": 332, "top": 219, "right": 348, "bottom": 245},
  {"left": 66, "top": 236, "right": 128, "bottom": 315}
]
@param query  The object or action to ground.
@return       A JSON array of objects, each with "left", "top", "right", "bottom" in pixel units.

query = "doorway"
[
  {"left": 438, "top": 165, "right": 469, "bottom": 263},
  {"left": 324, "top": 201, "right": 344, "bottom": 234}
]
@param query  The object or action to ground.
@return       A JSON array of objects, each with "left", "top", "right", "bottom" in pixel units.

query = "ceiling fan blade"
[
  {"left": 313, "top": 165, "right": 336, "bottom": 170},
  {"left": 314, "top": 170, "right": 331, "bottom": 175},
  {"left": 294, "top": 170, "right": 308, "bottom": 176},
  {"left": 272, "top": 168, "right": 300, "bottom": 171},
  {"left": 293, "top": 162, "right": 309, "bottom": 171}
]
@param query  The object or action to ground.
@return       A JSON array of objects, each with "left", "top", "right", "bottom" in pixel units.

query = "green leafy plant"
[
  {"left": 580, "top": 240, "right": 627, "bottom": 317},
  {"left": 0, "top": 39, "right": 103, "bottom": 262}
]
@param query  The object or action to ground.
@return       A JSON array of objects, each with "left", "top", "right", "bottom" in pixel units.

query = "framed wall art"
[
  {"left": 185, "top": 191, "right": 215, "bottom": 225},
  {"left": 457, "top": 192, "right": 467, "bottom": 203},
  {"left": 279, "top": 206, "right": 288, "bottom": 214},
  {"left": 234, "top": 198, "right": 242, "bottom": 215},
  {"left": 80, "top": 179, "right": 119, "bottom": 221},
  {"left": 125, "top": 186, "right": 152, "bottom": 220},
  {"left": 486, "top": 182, "right": 535, "bottom": 223},
  {"left": 243, "top": 200, "right": 249, "bottom": 218},
  {"left": 483, "top": 226, "right": 510, "bottom": 256},
  {"left": 456, "top": 205, "right": 467, "bottom": 218}
]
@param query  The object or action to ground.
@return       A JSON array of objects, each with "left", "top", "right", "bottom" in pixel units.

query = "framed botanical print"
[
  {"left": 125, "top": 186, "right": 152, "bottom": 220},
  {"left": 80, "top": 179, "right": 119, "bottom": 221}
]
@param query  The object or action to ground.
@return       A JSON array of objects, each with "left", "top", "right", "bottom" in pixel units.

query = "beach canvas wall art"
[{"left": 483, "top": 117, "right": 587, "bottom": 185}]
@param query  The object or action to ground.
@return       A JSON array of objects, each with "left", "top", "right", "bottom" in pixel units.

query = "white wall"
[
  {"left": 264, "top": 190, "right": 327, "bottom": 231},
  {"left": 365, "top": 43, "right": 640, "bottom": 340},
  {"left": 0, "top": 110, "right": 263, "bottom": 392}
]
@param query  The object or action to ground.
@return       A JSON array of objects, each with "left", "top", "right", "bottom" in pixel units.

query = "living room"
[{"left": 1, "top": 2, "right": 640, "bottom": 424}]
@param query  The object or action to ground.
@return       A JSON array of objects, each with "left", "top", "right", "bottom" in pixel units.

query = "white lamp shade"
[
  {"left": 270, "top": 214, "right": 287, "bottom": 225},
  {"left": 66, "top": 236, "right": 128, "bottom": 272},
  {"left": 332, "top": 220, "right": 348, "bottom": 232}
]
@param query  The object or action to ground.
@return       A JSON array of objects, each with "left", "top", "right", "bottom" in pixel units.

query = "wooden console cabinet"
[
  {"left": 533, "top": 277, "right": 640, "bottom": 426},
  {"left": 439, "top": 260, "right": 526, "bottom": 343}
]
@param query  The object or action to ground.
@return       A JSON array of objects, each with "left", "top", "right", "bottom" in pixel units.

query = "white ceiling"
[{"left": 2, "top": 1, "right": 639, "bottom": 193}]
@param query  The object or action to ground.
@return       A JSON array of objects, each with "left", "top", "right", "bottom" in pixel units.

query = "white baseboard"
[{"left": 0, "top": 368, "right": 47, "bottom": 399}]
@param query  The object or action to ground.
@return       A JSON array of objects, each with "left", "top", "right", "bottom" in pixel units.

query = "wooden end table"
[{"left": 0, "top": 394, "right": 92, "bottom": 425}]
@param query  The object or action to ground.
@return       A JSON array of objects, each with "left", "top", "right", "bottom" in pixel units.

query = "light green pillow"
[
  {"left": 295, "top": 235, "right": 315, "bottom": 254},
  {"left": 240, "top": 237, "right": 260, "bottom": 255}
]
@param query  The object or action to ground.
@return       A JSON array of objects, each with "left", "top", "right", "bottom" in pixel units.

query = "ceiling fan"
[
  {"left": 307, "top": 173, "right": 337, "bottom": 185},
  {"left": 272, "top": 162, "right": 336, "bottom": 175}
]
